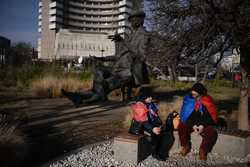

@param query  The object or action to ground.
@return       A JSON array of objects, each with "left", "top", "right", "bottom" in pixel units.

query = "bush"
[
  {"left": 0, "top": 63, "right": 93, "bottom": 90},
  {"left": 31, "top": 75, "right": 91, "bottom": 98}
]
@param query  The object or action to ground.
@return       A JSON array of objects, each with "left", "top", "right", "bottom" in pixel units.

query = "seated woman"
[
  {"left": 129, "top": 87, "right": 174, "bottom": 161},
  {"left": 178, "top": 82, "right": 218, "bottom": 160}
]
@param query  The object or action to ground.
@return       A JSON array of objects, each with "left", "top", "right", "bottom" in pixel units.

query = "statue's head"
[{"left": 128, "top": 10, "right": 145, "bottom": 29}]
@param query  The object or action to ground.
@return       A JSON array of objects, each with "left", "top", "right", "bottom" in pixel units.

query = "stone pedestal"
[{"left": 113, "top": 133, "right": 152, "bottom": 164}]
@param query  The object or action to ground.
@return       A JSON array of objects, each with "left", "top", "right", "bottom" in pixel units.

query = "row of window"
[
  {"left": 66, "top": 3, "right": 131, "bottom": 12},
  {"left": 57, "top": 43, "right": 111, "bottom": 52},
  {"left": 67, "top": 25, "right": 127, "bottom": 32},
  {"left": 64, "top": 11, "right": 129, "bottom": 18},
  {"left": 69, "top": 20, "right": 121, "bottom": 26},
  {"left": 67, "top": 17, "right": 126, "bottom": 23}
]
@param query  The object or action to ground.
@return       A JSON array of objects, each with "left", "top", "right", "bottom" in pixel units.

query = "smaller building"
[
  {"left": 216, "top": 49, "right": 240, "bottom": 72},
  {"left": 0, "top": 36, "right": 11, "bottom": 67},
  {"left": 49, "top": 29, "right": 116, "bottom": 60}
]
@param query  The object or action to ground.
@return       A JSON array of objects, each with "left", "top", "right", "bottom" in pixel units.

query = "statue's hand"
[{"left": 111, "top": 34, "right": 123, "bottom": 42}]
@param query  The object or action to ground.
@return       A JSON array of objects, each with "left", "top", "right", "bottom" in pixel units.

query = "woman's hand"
[
  {"left": 193, "top": 125, "right": 199, "bottom": 133},
  {"left": 193, "top": 125, "right": 204, "bottom": 134},
  {"left": 197, "top": 125, "right": 204, "bottom": 134},
  {"left": 152, "top": 127, "right": 161, "bottom": 135}
]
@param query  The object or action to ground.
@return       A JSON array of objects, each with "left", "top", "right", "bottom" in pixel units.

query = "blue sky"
[{"left": 0, "top": 0, "right": 39, "bottom": 47}]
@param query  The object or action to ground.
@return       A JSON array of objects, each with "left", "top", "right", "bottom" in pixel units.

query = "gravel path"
[{"left": 47, "top": 141, "right": 250, "bottom": 167}]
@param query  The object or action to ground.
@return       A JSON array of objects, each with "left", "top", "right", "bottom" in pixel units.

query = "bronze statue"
[{"left": 62, "top": 10, "right": 150, "bottom": 107}]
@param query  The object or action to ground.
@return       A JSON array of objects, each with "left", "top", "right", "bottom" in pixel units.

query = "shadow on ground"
[{"left": 17, "top": 101, "right": 125, "bottom": 167}]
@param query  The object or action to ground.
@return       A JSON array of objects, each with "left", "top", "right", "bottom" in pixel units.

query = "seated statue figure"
[{"left": 62, "top": 10, "right": 151, "bottom": 107}]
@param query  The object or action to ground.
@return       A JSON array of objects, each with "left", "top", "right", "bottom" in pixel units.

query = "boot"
[
  {"left": 199, "top": 148, "right": 207, "bottom": 161},
  {"left": 61, "top": 89, "right": 82, "bottom": 107},
  {"left": 83, "top": 93, "right": 106, "bottom": 104},
  {"left": 179, "top": 146, "right": 191, "bottom": 156}
]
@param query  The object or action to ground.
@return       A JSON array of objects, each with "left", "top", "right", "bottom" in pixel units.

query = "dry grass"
[
  {"left": 30, "top": 75, "right": 91, "bottom": 98},
  {"left": 123, "top": 96, "right": 184, "bottom": 128},
  {"left": 123, "top": 106, "right": 133, "bottom": 129},
  {"left": 157, "top": 96, "right": 183, "bottom": 121}
]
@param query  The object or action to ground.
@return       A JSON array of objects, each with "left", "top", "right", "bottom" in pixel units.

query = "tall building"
[{"left": 38, "top": 0, "right": 141, "bottom": 60}]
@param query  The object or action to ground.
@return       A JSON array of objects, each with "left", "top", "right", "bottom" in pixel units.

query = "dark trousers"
[
  {"left": 93, "top": 68, "right": 130, "bottom": 96},
  {"left": 178, "top": 122, "right": 218, "bottom": 153},
  {"left": 151, "top": 131, "right": 175, "bottom": 158}
]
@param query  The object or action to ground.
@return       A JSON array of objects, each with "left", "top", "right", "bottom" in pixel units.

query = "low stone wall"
[
  {"left": 114, "top": 130, "right": 250, "bottom": 165},
  {"left": 171, "top": 130, "right": 250, "bottom": 158}
]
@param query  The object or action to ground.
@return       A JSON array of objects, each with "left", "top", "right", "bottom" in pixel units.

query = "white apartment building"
[{"left": 38, "top": 0, "right": 140, "bottom": 60}]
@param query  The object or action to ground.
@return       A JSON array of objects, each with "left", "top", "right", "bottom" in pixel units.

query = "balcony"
[
  {"left": 39, "top": 8, "right": 42, "bottom": 13},
  {"left": 69, "top": 16, "right": 123, "bottom": 22},
  {"left": 49, "top": 16, "right": 63, "bottom": 23},
  {"left": 68, "top": 1, "right": 122, "bottom": 9},
  {"left": 38, "top": 27, "right": 42, "bottom": 33},
  {"left": 49, "top": 1, "right": 63, "bottom": 9},
  {"left": 119, "top": 7, "right": 131, "bottom": 13},
  {"left": 68, "top": 7, "right": 127, "bottom": 16},
  {"left": 119, "top": 0, "right": 132, "bottom": 7},
  {"left": 38, "top": 14, "right": 42, "bottom": 20},
  {"left": 84, "top": 10, "right": 121, "bottom": 16},
  {"left": 39, "top": 1, "right": 43, "bottom": 7},
  {"left": 49, "top": 9, "right": 56, "bottom": 15},
  {"left": 49, "top": 9, "right": 63, "bottom": 16},
  {"left": 49, "top": 23, "right": 57, "bottom": 29},
  {"left": 83, "top": 4, "right": 119, "bottom": 9}
]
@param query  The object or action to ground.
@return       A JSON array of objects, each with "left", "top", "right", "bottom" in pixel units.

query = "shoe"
[
  {"left": 199, "top": 148, "right": 207, "bottom": 161},
  {"left": 179, "top": 146, "right": 191, "bottom": 156},
  {"left": 152, "top": 154, "right": 166, "bottom": 161},
  {"left": 61, "top": 89, "right": 82, "bottom": 107}
]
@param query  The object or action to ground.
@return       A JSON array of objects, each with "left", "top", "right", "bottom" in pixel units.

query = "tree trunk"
[
  {"left": 202, "top": 64, "right": 209, "bottom": 83},
  {"left": 238, "top": 45, "right": 249, "bottom": 130},
  {"left": 195, "top": 64, "right": 198, "bottom": 82},
  {"left": 170, "top": 64, "right": 177, "bottom": 82},
  {"left": 168, "top": 66, "right": 174, "bottom": 81},
  {"left": 238, "top": 67, "right": 249, "bottom": 130}
]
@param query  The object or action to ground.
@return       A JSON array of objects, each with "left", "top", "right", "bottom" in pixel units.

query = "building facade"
[
  {"left": 54, "top": 29, "right": 115, "bottom": 59},
  {"left": 0, "top": 36, "right": 11, "bottom": 67},
  {"left": 38, "top": 0, "right": 140, "bottom": 60}
]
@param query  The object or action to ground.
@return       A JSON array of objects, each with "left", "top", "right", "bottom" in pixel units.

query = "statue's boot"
[
  {"left": 82, "top": 93, "right": 107, "bottom": 104},
  {"left": 61, "top": 89, "right": 83, "bottom": 107}
]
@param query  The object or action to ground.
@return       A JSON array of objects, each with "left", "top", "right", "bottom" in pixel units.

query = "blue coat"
[{"left": 180, "top": 95, "right": 203, "bottom": 123}]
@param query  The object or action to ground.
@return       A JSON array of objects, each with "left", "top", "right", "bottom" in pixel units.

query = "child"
[{"left": 129, "top": 87, "right": 174, "bottom": 161}]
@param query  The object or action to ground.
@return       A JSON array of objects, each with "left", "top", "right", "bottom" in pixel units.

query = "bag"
[
  {"left": 128, "top": 119, "right": 144, "bottom": 135},
  {"left": 151, "top": 116, "right": 162, "bottom": 127},
  {"left": 165, "top": 111, "right": 180, "bottom": 132}
]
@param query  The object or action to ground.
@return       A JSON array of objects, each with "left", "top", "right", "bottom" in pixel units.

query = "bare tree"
[{"left": 146, "top": 0, "right": 250, "bottom": 130}]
